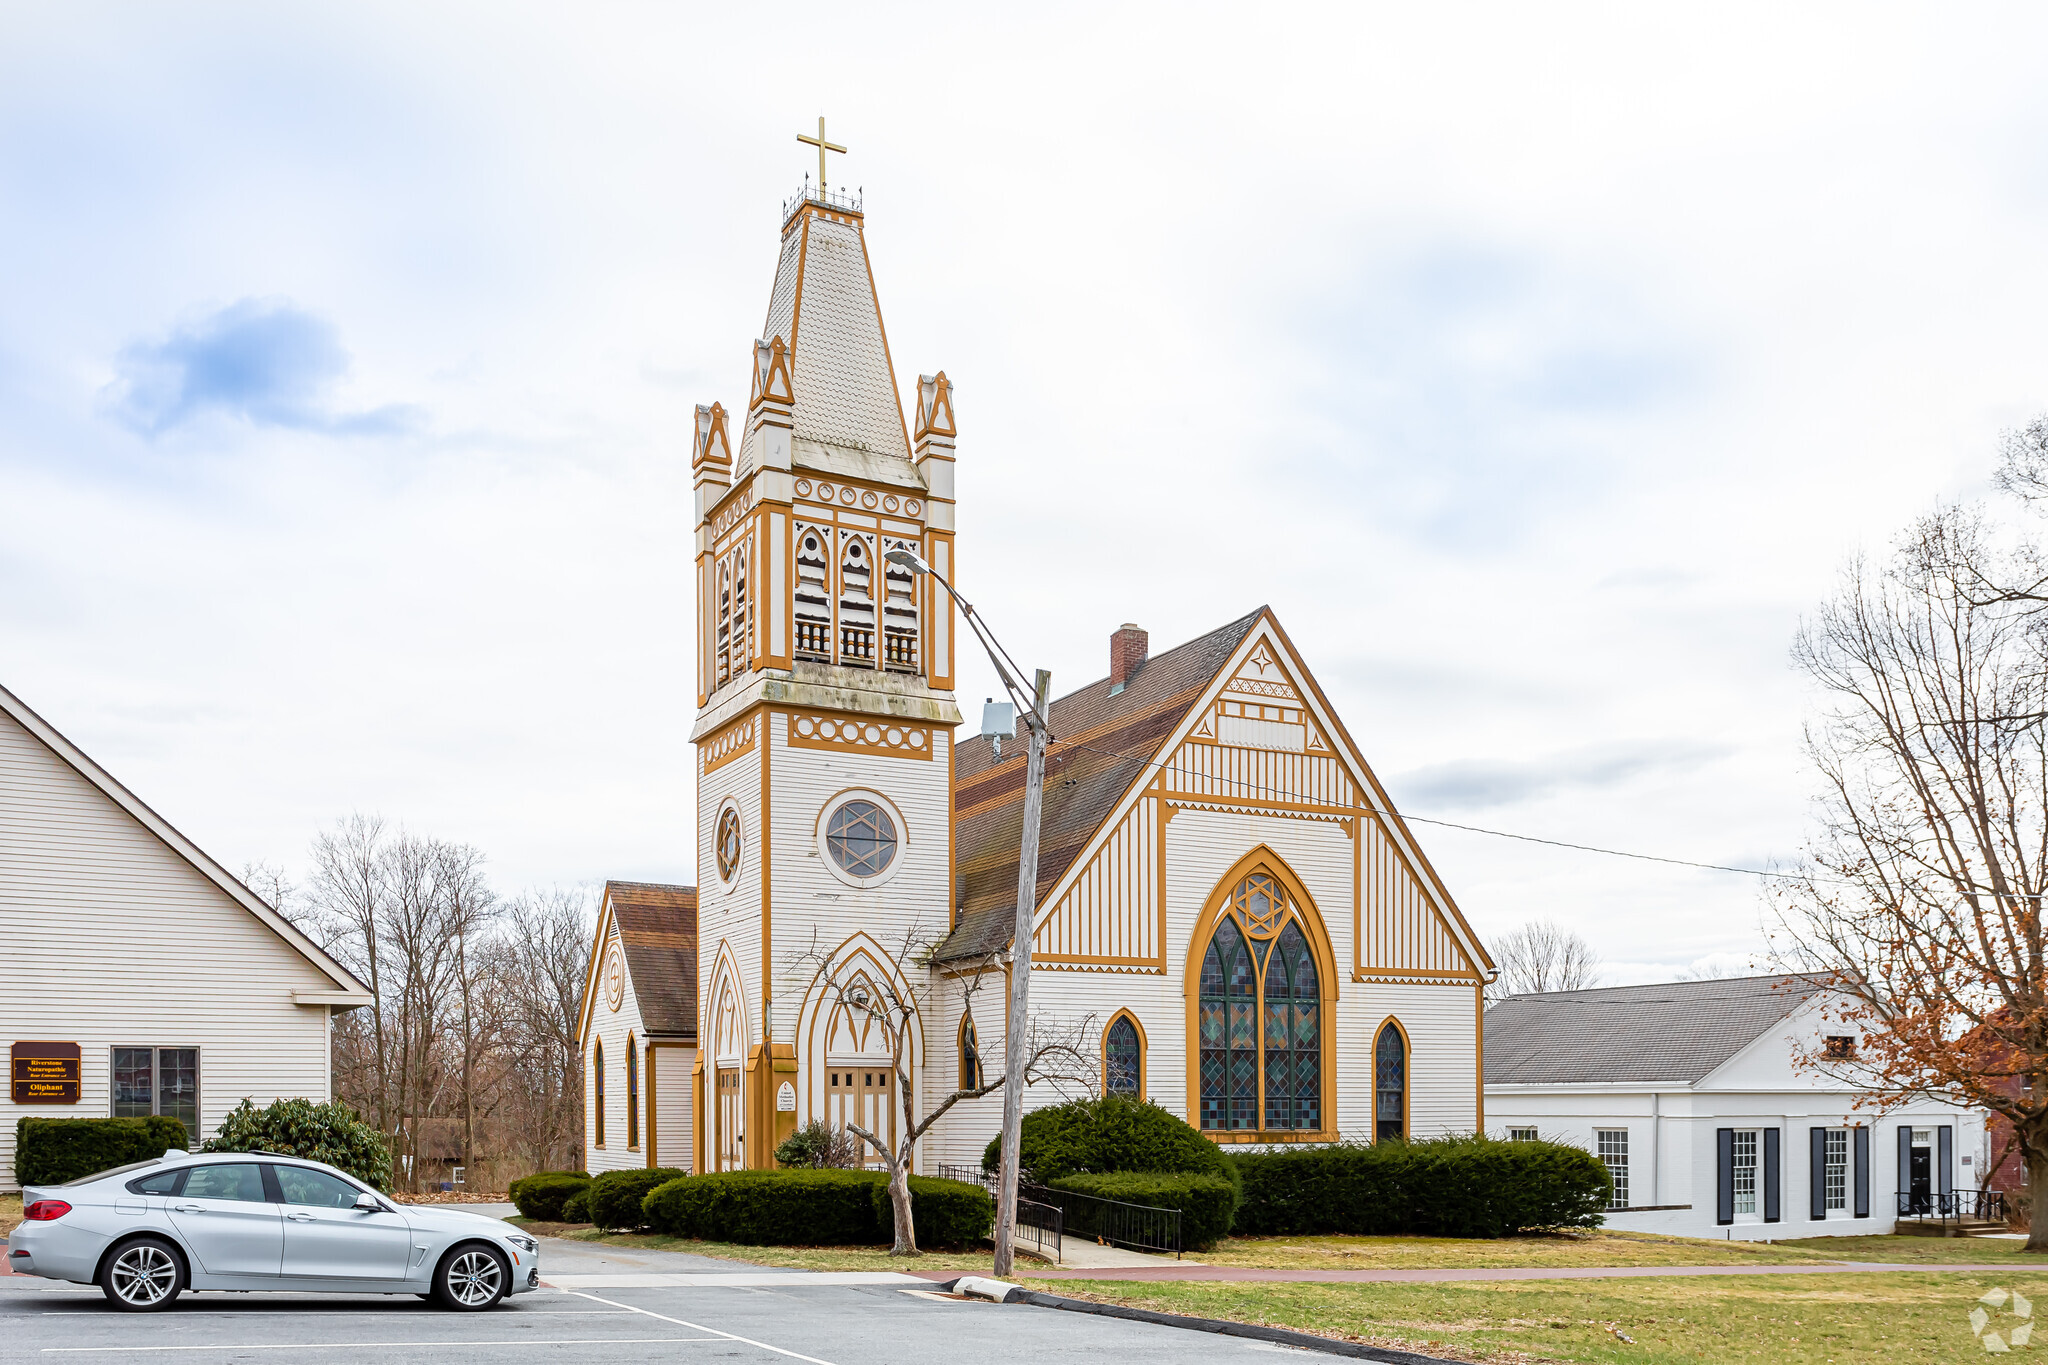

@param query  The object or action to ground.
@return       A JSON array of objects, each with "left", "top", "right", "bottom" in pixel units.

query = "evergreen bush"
[
  {"left": 981, "top": 1096, "right": 1232, "bottom": 1183},
  {"left": 1047, "top": 1170, "right": 1238, "bottom": 1249},
  {"left": 1229, "top": 1135, "right": 1610, "bottom": 1238},
  {"left": 561, "top": 1188, "right": 592, "bottom": 1224},
  {"left": 585, "top": 1167, "right": 686, "bottom": 1231},
  {"left": 203, "top": 1098, "right": 392, "bottom": 1191},
  {"left": 509, "top": 1171, "right": 593, "bottom": 1221},
  {"left": 871, "top": 1175, "right": 994, "bottom": 1247},
  {"left": 14, "top": 1117, "right": 190, "bottom": 1187},
  {"left": 642, "top": 1169, "right": 882, "bottom": 1244}
]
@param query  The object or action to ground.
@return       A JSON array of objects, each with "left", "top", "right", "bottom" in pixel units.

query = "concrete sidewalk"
[{"left": 1021, "top": 1260, "right": 2048, "bottom": 1284}]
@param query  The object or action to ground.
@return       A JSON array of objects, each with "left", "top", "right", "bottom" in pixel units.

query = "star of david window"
[
  {"left": 1198, "top": 869, "right": 1321, "bottom": 1133},
  {"left": 715, "top": 806, "right": 743, "bottom": 883},
  {"left": 825, "top": 799, "right": 897, "bottom": 878}
]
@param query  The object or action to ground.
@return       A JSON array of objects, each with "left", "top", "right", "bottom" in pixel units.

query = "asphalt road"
[{"left": 0, "top": 1236, "right": 1328, "bottom": 1365}]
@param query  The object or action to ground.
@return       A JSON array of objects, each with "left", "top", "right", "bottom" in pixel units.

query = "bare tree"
[
  {"left": 792, "top": 935, "right": 1096, "bottom": 1256},
  {"left": 1770, "top": 497, "right": 2048, "bottom": 1251},
  {"left": 487, "top": 886, "right": 595, "bottom": 1172},
  {"left": 1486, "top": 918, "right": 1603, "bottom": 1002}
]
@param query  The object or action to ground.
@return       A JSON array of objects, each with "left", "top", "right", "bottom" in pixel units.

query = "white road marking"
[
  {"left": 564, "top": 1290, "right": 840, "bottom": 1365},
  {"left": 42, "top": 1338, "right": 722, "bottom": 1353},
  {"left": 545, "top": 1272, "right": 918, "bottom": 1288}
]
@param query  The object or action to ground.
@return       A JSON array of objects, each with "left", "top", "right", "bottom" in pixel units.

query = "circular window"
[
  {"left": 716, "top": 805, "right": 743, "bottom": 883},
  {"left": 821, "top": 796, "right": 899, "bottom": 884}
]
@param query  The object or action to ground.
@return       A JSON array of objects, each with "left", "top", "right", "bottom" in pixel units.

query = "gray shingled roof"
[{"left": 1484, "top": 975, "right": 1831, "bottom": 1086}]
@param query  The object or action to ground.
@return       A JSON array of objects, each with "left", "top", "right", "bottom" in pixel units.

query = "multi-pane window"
[
  {"left": 1196, "top": 873, "right": 1324, "bottom": 1133},
  {"left": 959, "top": 1017, "right": 983, "bottom": 1092},
  {"left": 111, "top": 1047, "right": 199, "bottom": 1147},
  {"left": 1824, "top": 1128, "right": 1849, "bottom": 1211},
  {"left": 716, "top": 806, "right": 743, "bottom": 882},
  {"left": 1105, "top": 1015, "right": 1142, "bottom": 1097},
  {"left": 1508, "top": 1127, "right": 1538, "bottom": 1141},
  {"left": 1732, "top": 1128, "right": 1759, "bottom": 1216},
  {"left": 1597, "top": 1129, "right": 1630, "bottom": 1208},
  {"left": 626, "top": 1035, "right": 640, "bottom": 1149},
  {"left": 825, "top": 800, "right": 897, "bottom": 877},
  {"left": 592, "top": 1040, "right": 606, "bottom": 1148},
  {"left": 1375, "top": 1024, "right": 1406, "bottom": 1141}
]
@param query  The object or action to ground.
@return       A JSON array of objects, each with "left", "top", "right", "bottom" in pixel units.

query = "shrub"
[
  {"left": 775, "top": 1119, "right": 862, "bottom": 1169},
  {"left": 1229, "top": 1135, "right": 1610, "bottom": 1238},
  {"left": 872, "top": 1176, "right": 994, "bottom": 1247},
  {"left": 585, "top": 1167, "right": 686, "bottom": 1231},
  {"left": 1047, "top": 1171, "right": 1238, "bottom": 1250},
  {"left": 643, "top": 1169, "right": 885, "bottom": 1245},
  {"left": 15, "top": 1117, "right": 191, "bottom": 1187},
  {"left": 561, "top": 1188, "right": 592, "bottom": 1224},
  {"left": 203, "top": 1097, "right": 392, "bottom": 1191},
  {"left": 982, "top": 1097, "right": 1232, "bottom": 1183},
  {"left": 509, "top": 1171, "right": 593, "bottom": 1221}
]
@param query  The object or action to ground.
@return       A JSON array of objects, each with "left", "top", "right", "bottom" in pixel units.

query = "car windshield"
[{"left": 59, "top": 1159, "right": 161, "bottom": 1187}]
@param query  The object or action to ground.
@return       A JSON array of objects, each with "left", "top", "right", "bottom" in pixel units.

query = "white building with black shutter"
[{"left": 1484, "top": 976, "right": 1985, "bottom": 1241}]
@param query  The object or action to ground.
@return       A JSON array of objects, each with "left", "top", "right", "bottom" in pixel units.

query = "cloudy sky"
[{"left": 5, "top": 3, "right": 2046, "bottom": 983}]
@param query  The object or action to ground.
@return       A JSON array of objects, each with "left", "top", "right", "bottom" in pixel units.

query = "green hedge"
[
  {"left": 15, "top": 1117, "right": 190, "bottom": 1187},
  {"left": 875, "top": 1175, "right": 994, "bottom": 1247},
  {"left": 561, "top": 1188, "right": 592, "bottom": 1224},
  {"left": 509, "top": 1170, "right": 592, "bottom": 1221},
  {"left": 1047, "top": 1171, "right": 1238, "bottom": 1249},
  {"left": 983, "top": 1096, "right": 1232, "bottom": 1183},
  {"left": 203, "top": 1098, "right": 392, "bottom": 1191},
  {"left": 586, "top": 1167, "right": 685, "bottom": 1231},
  {"left": 1229, "top": 1136, "right": 1610, "bottom": 1238},
  {"left": 644, "top": 1169, "right": 881, "bottom": 1244},
  {"left": 641, "top": 1169, "right": 994, "bottom": 1247}
]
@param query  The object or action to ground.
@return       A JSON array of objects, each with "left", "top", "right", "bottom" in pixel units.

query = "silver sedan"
[{"left": 7, "top": 1149, "right": 540, "bottom": 1312}]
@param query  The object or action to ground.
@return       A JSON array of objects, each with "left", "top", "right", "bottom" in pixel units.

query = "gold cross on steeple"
[{"left": 797, "top": 116, "right": 847, "bottom": 189}]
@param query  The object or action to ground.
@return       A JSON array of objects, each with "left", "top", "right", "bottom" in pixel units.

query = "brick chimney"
[{"left": 1109, "top": 623, "right": 1149, "bottom": 693}]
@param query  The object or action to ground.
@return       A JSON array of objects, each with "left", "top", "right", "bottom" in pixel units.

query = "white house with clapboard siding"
[
  {"left": 0, "top": 683, "right": 372, "bottom": 1190},
  {"left": 574, "top": 881, "right": 697, "bottom": 1173},
  {"left": 609, "top": 178, "right": 1497, "bottom": 1177}
]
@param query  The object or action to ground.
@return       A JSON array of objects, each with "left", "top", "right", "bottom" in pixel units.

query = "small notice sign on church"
[{"left": 12, "top": 1041, "right": 82, "bottom": 1104}]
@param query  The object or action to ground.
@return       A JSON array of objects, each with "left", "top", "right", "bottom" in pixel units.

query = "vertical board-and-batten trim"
[
  {"left": 1032, "top": 797, "right": 1161, "bottom": 968},
  {"left": 768, "top": 510, "right": 787, "bottom": 660}
]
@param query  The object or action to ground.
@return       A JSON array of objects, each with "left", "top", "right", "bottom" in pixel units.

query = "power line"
[{"left": 1040, "top": 734, "right": 2048, "bottom": 899}]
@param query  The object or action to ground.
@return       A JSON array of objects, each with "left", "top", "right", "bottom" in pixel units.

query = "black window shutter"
[
  {"left": 1898, "top": 1125, "right": 1913, "bottom": 1218},
  {"left": 1763, "top": 1128, "right": 1781, "bottom": 1223},
  {"left": 1809, "top": 1127, "right": 1827, "bottom": 1220},
  {"left": 1854, "top": 1125, "right": 1871, "bottom": 1218},
  {"left": 1716, "top": 1127, "right": 1735, "bottom": 1225},
  {"left": 1939, "top": 1125, "right": 1954, "bottom": 1197}
]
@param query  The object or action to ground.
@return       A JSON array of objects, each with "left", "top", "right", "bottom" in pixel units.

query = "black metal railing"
[
  {"left": 1027, "top": 1181, "right": 1182, "bottom": 1259},
  {"left": 937, "top": 1164, "right": 1062, "bottom": 1264},
  {"left": 1897, "top": 1189, "right": 2007, "bottom": 1224}
]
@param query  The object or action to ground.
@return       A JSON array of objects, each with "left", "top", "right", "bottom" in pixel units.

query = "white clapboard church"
[{"left": 582, "top": 151, "right": 1496, "bottom": 1174}]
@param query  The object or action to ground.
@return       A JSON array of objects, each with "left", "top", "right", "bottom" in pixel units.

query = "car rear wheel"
[
  {"left": 100, "top": 1237, "right": 183, "bottom": 1312},
  {"left": 431, "top": 1244, "right": 508, "bottom": 1311}
]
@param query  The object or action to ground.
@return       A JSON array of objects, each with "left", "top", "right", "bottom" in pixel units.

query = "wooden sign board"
[{"left": 12, "top": 1041, "right": 82, "bottom": 1104}]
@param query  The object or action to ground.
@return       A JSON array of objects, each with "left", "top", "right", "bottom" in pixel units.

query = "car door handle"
[
  {"left": 169, "top": 1204, "right": 204, "bottom": 1214},
  {"left": 284, "top": 1213, "right": 316, "bottom": 1222}
]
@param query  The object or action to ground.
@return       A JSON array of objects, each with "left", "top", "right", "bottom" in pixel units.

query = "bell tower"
[{"left": 690, "top": 159, "right": 963, "bottom": 1172}]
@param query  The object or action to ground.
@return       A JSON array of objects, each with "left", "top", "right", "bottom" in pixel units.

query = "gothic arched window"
[
  {"left": 1375, "top": 1022, "right": 1407, "bottom": 1142},
  {"left": 959, "top": 1015, "right": 982, "bottom": 1092},
  {"left": 592, "top": 1039, "right": 606, "bottom": 1148},
  {"left": 1105, "top": 1014, "right": 1143, "bottom": 1097},
  {"left": 1198, "top": 870, "right": 1325, "bottom": 1132},
  {"left": 625, "top": 1033, "right": 640, "bottom": 1149}
]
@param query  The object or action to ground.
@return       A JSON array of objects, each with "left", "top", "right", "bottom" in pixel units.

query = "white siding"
[
  {"left": 584, "top": 919, "right": 651, "bottom": 1175},
  {"left": 651, "top": 1045, "right": 695, "bottom": 1172},
  {"left": 0, "top": 709, "right": 337, "bottom": 1189}
]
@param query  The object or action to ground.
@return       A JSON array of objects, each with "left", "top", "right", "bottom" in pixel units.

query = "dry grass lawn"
[
  {"left": 1061, "top": 1271, "right": 2048, "bottom": 1363},
  {"left": 0, "top": 1194, "right": 20, "bottom": 1239},
  {"left": 1204, "top": 1229, "right": 2048, "bottom": 1270}
]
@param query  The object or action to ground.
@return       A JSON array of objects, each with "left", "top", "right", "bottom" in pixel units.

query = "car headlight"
[{"left": 505, "top": 1234, "right": 538, "bottom": 1254}]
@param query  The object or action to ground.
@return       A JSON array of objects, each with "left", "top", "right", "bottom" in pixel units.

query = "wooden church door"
[{"left": 716, "top": 1068, "right": 743, "bottom": 1170}]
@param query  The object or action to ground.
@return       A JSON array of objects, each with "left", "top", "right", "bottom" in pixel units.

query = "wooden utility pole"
[{"left": 991, "top": 667, "right": 1050, "bottom": 1278}]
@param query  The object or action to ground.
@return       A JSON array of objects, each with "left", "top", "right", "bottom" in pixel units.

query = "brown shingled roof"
[
  {"left": 936, "top": 608, "right": 1265, "bottom": 963},
  {"left": 608, "top": 880, "right": 697, "bottom": 1039}
]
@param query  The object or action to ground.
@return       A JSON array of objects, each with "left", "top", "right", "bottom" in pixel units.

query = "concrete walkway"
[
  {"left": 1021, "top": 1260, "right": 2048, "bottom": 1284},
  {"left": 1036, "top": 1234, "right": 1198, "bottom": 1270}
]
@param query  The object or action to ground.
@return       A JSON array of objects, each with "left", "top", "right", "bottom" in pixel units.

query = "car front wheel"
[
  {"left": 100, "top": 1237, "right": 183, "bottom": 1312},
  {"left": 431, "top": 1244, "right": 508, "bottom": 1311}
]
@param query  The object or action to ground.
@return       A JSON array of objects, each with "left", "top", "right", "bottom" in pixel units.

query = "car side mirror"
[{"left": 353, "top": 1192, "right": 384, "bottom": 1212}]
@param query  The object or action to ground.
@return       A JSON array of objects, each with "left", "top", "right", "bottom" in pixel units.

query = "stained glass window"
[
  {"left": 959, "top": 1017, "right": 982, "bottom": 1091},
  {"left": 593, "top": 1040, "right": 606, "bottom": 1147},
  {"left": 1262, "top": 924, "right": 1319, "bottom": 1130},
  {"left": 1375, "top": 1023, "right": 1406, "bottom": 1142},
  {"left": 826, "top": 800, "right": 897, "bottom": 878},
  {"left": 716, "top": 806, "right": 743, "bottom": 881},
  {"left": 626, "top": 1034, "right": 640, "bottom": 1149},
  {"left": 1106, "top": 1015, "right": 1142, "bottom": 1096},
  {"left": 1199, "top": 874, "right": 1325, "bottom": 1133},
  {"left": 1198, "top": 919, "right": 1258, "bottom": 1130}
]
